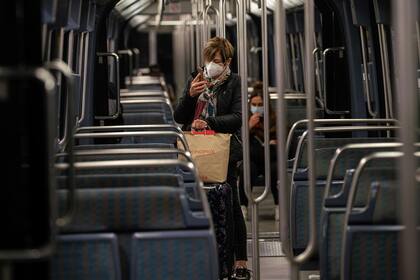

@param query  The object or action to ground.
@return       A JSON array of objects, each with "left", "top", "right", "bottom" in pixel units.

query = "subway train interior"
[{"left": 1, "top": 0, "right": 420, "bottom": 279}]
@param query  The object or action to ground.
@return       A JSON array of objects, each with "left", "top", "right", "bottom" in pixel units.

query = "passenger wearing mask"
[
  {"left": 173, "top": 37, "right": 250, "bottom": 280},
  {"left": 238, "top": 82, "right": 279, "bottom": 221}
]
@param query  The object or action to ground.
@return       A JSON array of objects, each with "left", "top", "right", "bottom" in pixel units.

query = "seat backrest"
[
  {"left": 58, "top": 187, "right": 189, "bottom": 233},
  {"left": 352, "top": 167, "right": 397, "bottom": 207},
  {"left": 51, "top": 233, "right": 121, "bottom": 280},
  {"left": 294, "top": 138, "right": 396, "bottom": 179}
]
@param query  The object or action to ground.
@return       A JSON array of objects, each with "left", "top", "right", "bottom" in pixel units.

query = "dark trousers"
[
  {"left": 227, "top": 163, "right": 248, "bottom": 262},
  {"left": 238, "top": 139, "right": 279, "bottom": 206}
]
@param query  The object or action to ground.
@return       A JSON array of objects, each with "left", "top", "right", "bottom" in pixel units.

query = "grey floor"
[
  {"left": 241, "top": 188, "right": 320, "bottom": 280},
  {"left": 243, "top": 188, "right": 288, "bottom": 279}
]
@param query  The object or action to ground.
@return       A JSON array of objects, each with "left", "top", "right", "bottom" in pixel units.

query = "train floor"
[
  {"left": 243, "top": 188, "right": 286, "bottom": 279},
  {"left": 243, "top": 188, "right": 319, "bottom": 280}
]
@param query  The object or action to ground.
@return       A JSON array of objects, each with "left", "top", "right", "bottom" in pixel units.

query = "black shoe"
[{"left": 230, "top": 267, "right": 251, "bottom": 280}]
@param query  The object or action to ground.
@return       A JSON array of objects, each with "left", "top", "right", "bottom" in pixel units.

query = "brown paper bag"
[{"left": 178, "top": 131, "right": 231, "bottom": 183}]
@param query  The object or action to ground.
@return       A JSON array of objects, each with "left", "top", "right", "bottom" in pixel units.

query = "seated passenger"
[
  {"left": 173, "top": 37, "right": 250, "bottom": 280},
  {"left": 238, "top": 81, "right": 279, "bottom": 220}
]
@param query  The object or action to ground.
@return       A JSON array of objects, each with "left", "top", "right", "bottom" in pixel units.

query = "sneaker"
[
  {"left": 241, "top": 205, "right": 248, "bottom": 220},
  {"left": 231, "top": 267, "right": 252, "bottom": 280},
  {"left": 275, "top": 206, "right": 280, "bottom": 221}
]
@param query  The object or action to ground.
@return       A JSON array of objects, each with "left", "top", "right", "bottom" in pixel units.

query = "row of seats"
[
  {"left": 286, "top": 120, "right": 418, "bottom": 279},
  {"left": 52, "top": 67, "right": 219, "bottom": 280}
]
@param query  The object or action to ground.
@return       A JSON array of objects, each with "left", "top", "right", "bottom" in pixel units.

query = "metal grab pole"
[
  {"left": 274, "top": 0, "right": 288, "bottom": 253},
  {"left": 239, "top": 0, "right": 250, "bottom": 204},
  {"left": 45, "top": 60, "right": 76, "bottom": 227},
  {"left": 379, "top": 25, "right": 394, "bottom": 118},
  {"left": 245, "top": 0, "right": 271, "bottom": 278},
  {"left": 359, "top": 26, "right": 378, "bottom": 117},
  {"left": 393, "top": 0, "right": 418, "bottom": 279},
  {"left": 196, "top": 0, "right": 204, "bottom": 67},
  {"left": 274, "top": 0, "right": 318, "bottom": 274},
  {"left": 302, "top": 0, "right": 317, "bottom": 262},
  {"left": 219, "top": 0, "right": 226, "bottom": 38},
  {"left": 203, "top": 1, "right": 220, "bottom": 43},
  {"left": 202, "top": 0, "right": 208, "bottom": 45},
  {"left": 235, "top": 0, "right": 253, "bottom": 274},
  {"left": 417, "top": 21, "right": 420, "bottom": 65}
]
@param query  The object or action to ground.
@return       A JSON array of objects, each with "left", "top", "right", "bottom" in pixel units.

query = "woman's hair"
[
  {"left": 203, "top": 37, "right": 234, "bottom": 63},
  {"left": 250, "top": 81, "right": 264, "bottom": 100}
]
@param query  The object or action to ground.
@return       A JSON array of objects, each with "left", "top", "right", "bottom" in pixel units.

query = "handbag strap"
[{"left": 191, "top": 129, "right": 216, "bottom": 135}]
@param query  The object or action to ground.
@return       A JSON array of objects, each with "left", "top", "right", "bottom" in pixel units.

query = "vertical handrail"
[
  {"left": 379, "top": 24, "right": 394, "bottom": 118},
  {"left": 238, "top": 0, "right": 250, "bottom": 201},
  {"left": 245, "top": 1, "right": 271, "bottom": 278},
  {"left": 117, "top": 49, "right": 134, "bottom": 83},
  {"left": 132, "top": 48, "right": 140, "bottom": 73},
  {"left": 45, "top": 60, "right": 76, "bottom": 227},
  {"left": 202, "top": 0, "right": 208, "bottom": 46},
  {"left": 78, "top": 33, "right": 90, "bottom": 125},
  {"left": 219, "top": 0, "right": 226, "bottom": 38},
  {"left": 302, "top": 0, "right": 318, "bottom": 263},
  {"left": 274, "top": 0, "right": 289, "bottom": 260},
  {"left": 299, "top": 33, "right": 306, "bottom": 80},
  {"left": 95, "top": 52, "right": 121, "bottom": 120},
  {"left": 257, "top": 0, "right": 271, "bottom": 205},
  {"left": 394, "top": 0, "right": 418, "bottom": 278},
  {"left": 155, "top": 0, "right": 164, "bottom": 28},
  {"left": 417, "top": 21, "right": 420, "bottom": 65},
  {"left": 195, "top": 0, "right": 203, "bottom": 67},
  {"left": 274, "top": 0, "right": 319, "bottom": 272},
  {"left": 189, "top": 16, "right": 196, "bottom": 70},
  {"left": 378, "top": 23, "right": 393, "bottom": 137},
  {"left": 290, "top": 34, "right": 299, "bottom": 90},
  {"left": 377, "top": 24, "right": 391, "bottom": 120},
  {"left": 359, "top": 26, "right": 378, "bottom": 117},
  {"left": 313, "top": 48, "right": 324, "bottom": 108},
  {"left": 203, "top": 2, "right": 220, "bottom": 44}
]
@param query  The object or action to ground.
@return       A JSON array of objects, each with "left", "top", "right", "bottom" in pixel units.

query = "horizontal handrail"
[
  {"left": 74, "top": 130, "right": 189, "bottom": 151},
  {"left": 76, "top": 124, "right": 182, "bottom": 133},
  {"left": 56, "top": 148, "right": 193, "bottom": 163},
  {"left": 286, "top": 119, "right": 399, "bottom": 160},
  {"left": 55, "top": 159, "right": 214, "bottom": 190},
  {"left": 292, "top": 125, "right": 400, "bottom": 174},
  {"left": 56, "top": 148, "right": 199, "bottom": 199},
  {"left": 120, "top": 91, "right": 168, "bottom": 98}
]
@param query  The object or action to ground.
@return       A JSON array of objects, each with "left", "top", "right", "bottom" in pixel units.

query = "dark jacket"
[{"left": 174, "top": 72, "right": 243, "bottom": 164}]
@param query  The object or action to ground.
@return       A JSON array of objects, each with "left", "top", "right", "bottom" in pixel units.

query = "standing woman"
[{"left": 174, "top": 37, "right": 250, "bottom": 280}]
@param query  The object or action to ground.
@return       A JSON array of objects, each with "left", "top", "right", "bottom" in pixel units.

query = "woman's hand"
[
  {"left": 189, "top": 72, "right": 207, "bottom": 97},
  {"left": 249, "top": 113, "right": 261, "bottom": 129},
  {"left": 192, "top": 119, "right": 208, "bottom": 130}
]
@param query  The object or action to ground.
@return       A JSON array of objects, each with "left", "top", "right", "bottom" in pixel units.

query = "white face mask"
[
  {"left": 250, "top": 105, "right": 264, "bottom": 116},
  {"left": 205, "top": 62, "right": 225, "bottom": 79}
]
